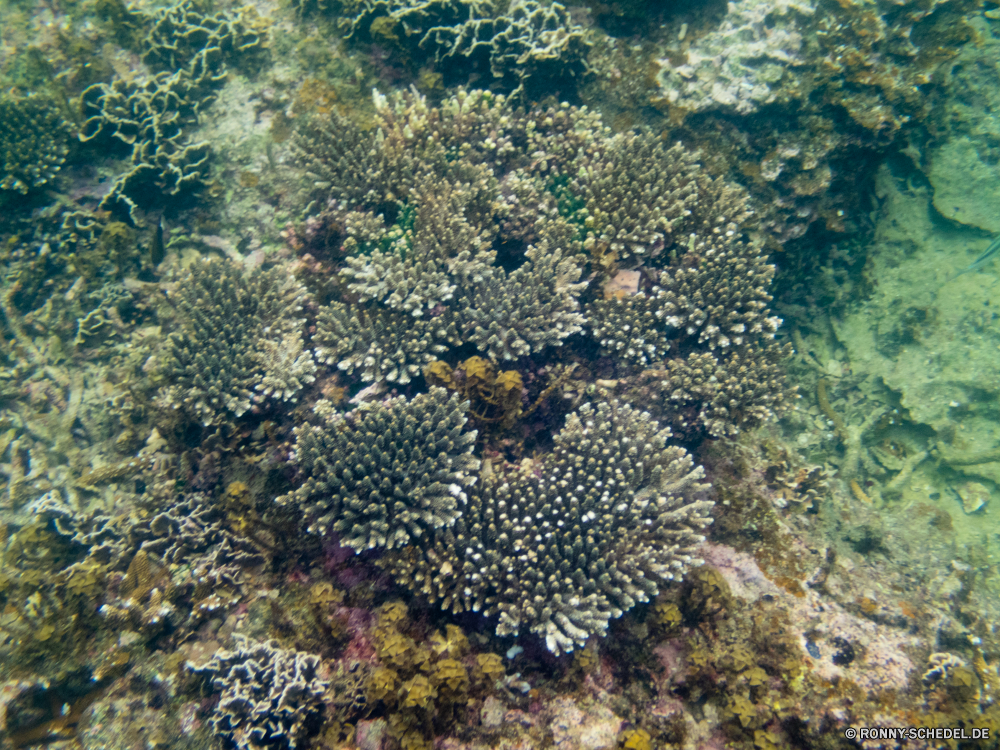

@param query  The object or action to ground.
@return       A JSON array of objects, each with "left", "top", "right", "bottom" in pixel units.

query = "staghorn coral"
[
  {"left": 364, "top": 400, "right": 714, "bottom": 654},
  {"left": 651, "top": 345, "right": 788, "bottom": 438},
  {"left": 587, "top": 291, "right": 670, "bottom": 368},
  {"left": 340, "top": 181, "right": 498, "bottom": 318},
  {"left": 156, "top": 258, "right": 315, "bottom": 425},
  {"left": 0, "top": 93, "right": 72, "bottom": 199},
  {"left": 189, "top": 637, "right": 329, "bottom": 750},
  {"left": 277, "top": 387, "right": 480, "bottom": 550}
]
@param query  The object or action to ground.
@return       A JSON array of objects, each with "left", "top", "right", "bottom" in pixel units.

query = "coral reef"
[
  {"left": 295, "top": 87, "right": 787, "bottom": 435},
  {"left": 10, "top": 0, "right": 1000, "bottom": 747},
  {"left": 392, "top": 400, "right": 711, "bottom": 654},
  {"left": 424, "top": 356, "right": 524, "bottom": 430},
  {"left": 277, "top": 386, "right": 479, "bottom": 550},
  {"left": 646, "top": 0, "right": 978, "bottom": 243},
  {"left": 78, "top": 2, "right": 269, "bottom": 223},
  {"left": 189, "top": 637, "right": 328, "bottom": 750},
  {"left": 347, "top": 0, "right": 589, "bottom": 96},
  {"left": 582, "top": 140, "right": 788, "bottom": 436},
  {"left": 140, "top": 3, "right": 268, "bottom": 82},
  {"left": 79, "top": 72, "right": 213, "bottom": 223},
  {"left": 297, "top": 88, "right": 597, "bottom": 378},
  {"left": 156, "top": 258, "right": 315, "bottom": 425},
  {"left": 0, "top": 93, "right": 72, "bottom": 199}
]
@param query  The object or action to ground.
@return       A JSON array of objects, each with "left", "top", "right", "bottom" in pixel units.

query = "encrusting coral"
[
  {"left": 78, "top": 2, "right": 269, "bottom": 222},
  {"left": 189, "top": 637, "right": 329, "bottom": 750},
  {"left": 347, "top": 0, "right": 589, "bottom": 96},
  {"left": 283, "top": 394, "right": 712, "bottom": 654},
  {"left": 156, "top": 257, "right": 315, "bottom": 425}
]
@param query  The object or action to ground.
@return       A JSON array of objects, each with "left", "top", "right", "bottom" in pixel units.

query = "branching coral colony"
[
  {"left": 277, "top": 87, "right": 789, "bottom": 651},
  {"left": 294, "top": 87, "right": 787, "bottom": 435},
  {"left": 281, "top": 392, "right": 712, "bottom": 654}
]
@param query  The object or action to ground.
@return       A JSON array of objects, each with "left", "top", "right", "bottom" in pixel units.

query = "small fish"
[
  {"left": 942, "top": 233, "right": 1000, "bottom": 284},
  {"left": 150, "top": 216, "right": 165, "bottom": 265}
]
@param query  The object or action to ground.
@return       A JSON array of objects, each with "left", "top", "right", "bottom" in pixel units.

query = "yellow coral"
[
  {"left": 729, "top": 694, "right": 758, "bottom": 728},
  {"left": 621, "top": 728, "right": 652, "bottom": 750},
  {"left": 377, "top": 600, "right": 409, "bottom": 630},
  {"left": 429, "top": 624, "right": 469, "bottom": 659},
  {"left": 746, "top": 666, "right": 768, "bottom": 687},
  {"left": 377, "top": 631, "right": 416, "bottom": 671},
  {"left": 652, "top": 601, "right": 682, "bottom": 629},
  {"left": 431, "top": 659, "right": 469, "bottom": 698},
  {"left": 367, "top": 667, "right": 398, "bottom": 704},
  {"left": 573, "top": 648, "right": 598, "bottom": 673},
  {"left": 398, "top": 674, "right": 437, "bottom": 710},
  {"left": 309, "top": 581, "right": 343, "bottom": 606},
  {"left": 475, "top": 653, "right": 505, "bottom": 684}
]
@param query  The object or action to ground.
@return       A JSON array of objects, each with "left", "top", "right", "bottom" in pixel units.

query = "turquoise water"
[{"left": 2, "top": 0, "right": 1000, "bottom": 748}]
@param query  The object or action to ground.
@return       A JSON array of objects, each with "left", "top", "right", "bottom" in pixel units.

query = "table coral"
[
  {"left": 298, "top": 88, "right": 596, "bottom": 379},
  {"left": 285, "top": 394, "right": 712, "bottom": 654}
]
